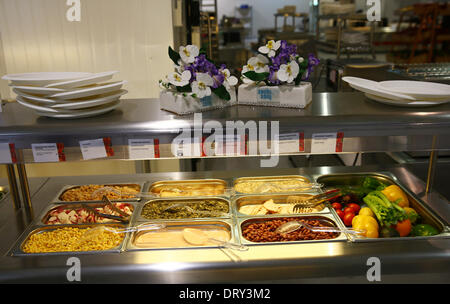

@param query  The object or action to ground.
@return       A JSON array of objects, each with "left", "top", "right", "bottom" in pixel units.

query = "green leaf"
[
  {"left": 243, "top": 71, "right": 269, "bottom": 82},
  {"left": 294, "top": 69, "right": 305, "bottom": 86},
  {"left": 295, "top": 67, "right": 309, "bottom": 85},
  {"left": 295, "top": 58, "right": 309, "bottom": 85},
  {"left": 176, "top": 84, "right": 191, "bottom": 93},
  {"left": 168, "top": 46, "right": 181, "bottom": 65},
  {"left": 212, "top": 85, "right": 231, "bottom": 101},
  {"left": 299, "top": 58, "right": 309, "bottom": 69}
]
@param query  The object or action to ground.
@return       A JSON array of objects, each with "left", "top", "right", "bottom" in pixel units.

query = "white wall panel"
[{"left": 0, "top": 0, "right": 174, "bottom": 99}]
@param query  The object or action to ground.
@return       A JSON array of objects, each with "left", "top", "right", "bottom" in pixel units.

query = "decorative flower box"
[
  {"left": 237, "top": 82, "right": 312, "bottom": 108},
  {"left": 237, "top": 40, "right": 319, "bottom": 109},
  {"left": 159, "top": 44, "right": 238, "bottom": 115},
  {"left": 160, "top": 89, "right": 236, "bottom": 115}
]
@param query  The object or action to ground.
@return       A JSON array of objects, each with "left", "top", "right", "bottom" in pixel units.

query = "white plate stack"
[
  {"left": 342, "top": 77, "right": 450, "bottom": 107},
  {"left": 1, "top": 71, "right": 127, "bottom": 118}
]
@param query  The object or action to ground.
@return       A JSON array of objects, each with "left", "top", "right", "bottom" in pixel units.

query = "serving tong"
[
  {"left": 252, "top": 182, "right": 323, "bottom": 194},
  {"left": 102, "top": 195, "right": 131, "bottom": 217},
  {"left": 81, "top": 195, "right": 131, "bottom": 223},
  {"left": 287, "top": 189, "right": 341, "bottom": 213}
]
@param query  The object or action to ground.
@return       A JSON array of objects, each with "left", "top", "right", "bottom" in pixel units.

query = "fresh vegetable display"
[{"left": 328, "top": 177, "right": 440, "bottom": 239}]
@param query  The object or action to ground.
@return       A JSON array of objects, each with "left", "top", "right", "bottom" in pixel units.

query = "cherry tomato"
[
  {"left": 347, "top": 203, "right": 361, "bottom": 214},
  {"left": 331, "top": 202, "right": 342, "bottom": 210},
  {"left": 343, "top": 207, "right": 354, "bottom": 214},
  {"left": 343, "top": 212, "right": 355, "bottom": 226},
  {"left": 336, "top": 209, "right": 345, "bottom": 220}
]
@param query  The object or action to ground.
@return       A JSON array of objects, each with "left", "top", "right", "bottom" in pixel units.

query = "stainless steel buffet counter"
[
  {"left": 0, "top": 92, "right": 449, "bottom": 283},
  {"left": 0, "top": 166, "right": 448, "bottom": 283},
  {"left": 4, "top": 92, "right": 450, "bottom": 140},
  {"left": 1, "top": 93, "right": 450, "bottom": 160}
]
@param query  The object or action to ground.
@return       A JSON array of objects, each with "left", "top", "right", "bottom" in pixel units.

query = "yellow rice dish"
[{"left": 22, "top": 226, "right": 124, "bottom": 253}]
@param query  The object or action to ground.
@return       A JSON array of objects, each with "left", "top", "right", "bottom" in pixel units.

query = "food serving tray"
[
  {"left": 233, "top": 175, "right": 318, "bottom": 195},
  {"left": 125, "top": 219, "right": 239, "bottom": 251},
  {"left": 314, "top": 172, "right": 450, "bottom": 242},
  {"left": 9, "top": 223, "right": 128, "bottom": 256},
  {"left": 51, "top": 182, "right": 146, "bottom": 203},
  {"left": 233, "top": 193, "right": 330, "bottom": 217},
  {"left": 238, "top": 214, "right": 348, "bottom": 246},
  {"left": 148, "top": 179, "right": 230, "bottom": 198},
  {"left": 37, "top": 201, "right": 137, "bottom": 225},
  {"left": 135, "top": 196, "right": 233, "bottom": 222}
]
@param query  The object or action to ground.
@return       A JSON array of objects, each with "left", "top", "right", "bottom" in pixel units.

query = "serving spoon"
[{"left": 275, "top": 220, "right": 365, "bottom": 236}]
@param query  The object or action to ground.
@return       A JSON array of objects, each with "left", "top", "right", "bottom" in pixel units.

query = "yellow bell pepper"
[
  {"left": 381, "top": 185, "right": 409, "bottom": 208},
  {"left": 352, "top": 214, "right": 379, "bottom": 238},
  {"left": 359, "top": 207, "right": 375, "bottom": 217}
]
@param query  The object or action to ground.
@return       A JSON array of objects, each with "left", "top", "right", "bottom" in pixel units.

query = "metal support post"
[
  {"left": 425, "top": 135, "right": 438, "bottom": 194},
  {"left": 16, "top": 163, "right": 34, "bottom": 220},
  {"left": 6, "top": 164, "right": 21, "bottom": 210}
]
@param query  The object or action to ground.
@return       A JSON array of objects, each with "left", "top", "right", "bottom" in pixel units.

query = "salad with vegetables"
[{"left": 329, "top": 177, "right": 439, "bottom": 239}]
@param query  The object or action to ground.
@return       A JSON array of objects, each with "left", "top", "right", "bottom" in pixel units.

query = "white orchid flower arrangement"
[
  {"left": 160, "top": 45, "right": 238, "bottom": 101},
  {"left": 241, "top": 40, "right": 320, "bottom": 86}
]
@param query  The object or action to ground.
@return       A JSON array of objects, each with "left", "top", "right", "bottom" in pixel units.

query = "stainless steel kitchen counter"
[
  {"left": 1, "top": 92, "right": 450, "bottom": 163},
  {"left": 1, "top": 92, "right": 450, "bottom": 149},
  {"left": 0, "top": 166, "right": 448, "bottom": 283}
]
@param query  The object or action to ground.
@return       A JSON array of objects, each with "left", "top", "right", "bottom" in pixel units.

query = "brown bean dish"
[{"left": 242, "top": 217, "right": 339, "bottom": 243}]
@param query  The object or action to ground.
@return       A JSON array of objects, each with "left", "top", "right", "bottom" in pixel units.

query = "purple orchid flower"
[
  {"left": 269, "top": 40, "right": 298, "bottom": 69},
  {"left": 303, "top": 53, "right": 320, "bottom": 81},
  {"left": 211, "top": 72, "right": 225, "bottom": 88},
  {"left": 308, "top": 53, "right": 320, "bottom": 66},
  {"left": 182, "top": 53, "right": 230, "bottom": 89},
  {"left": 268, "top": 65, "right": 281, "bottom": 85}
]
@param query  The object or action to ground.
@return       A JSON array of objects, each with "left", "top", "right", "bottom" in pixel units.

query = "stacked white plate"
[
  {"left": 1, "top": 71, "right": 127, "bottom": 118},
  {"left": 342, "top": 77, "right": 450, "bottom": 107}
]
